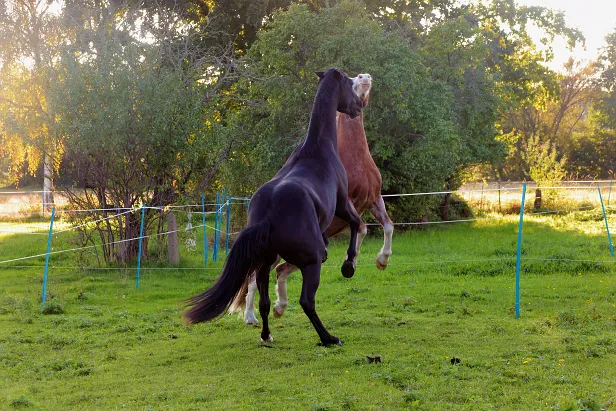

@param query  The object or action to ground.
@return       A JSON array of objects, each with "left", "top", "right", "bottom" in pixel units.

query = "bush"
[{"left": 42, "top": 299, "right": 65, "bottom": 315}]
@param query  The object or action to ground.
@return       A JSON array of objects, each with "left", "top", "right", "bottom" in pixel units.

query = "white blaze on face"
[{"left": 352, "top": 73, "right": 372, "bottom": 100}]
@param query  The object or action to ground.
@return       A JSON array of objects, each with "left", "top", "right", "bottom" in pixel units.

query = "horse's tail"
[{"left": 183, "top": 218, "right": 270, "bottom": 324}]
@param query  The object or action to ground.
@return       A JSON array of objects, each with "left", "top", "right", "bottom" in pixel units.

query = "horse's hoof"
[
  {"left": 320, "top": 336, "right": 342, "bottom": 346},
  {"left": 341, "top": 260, "right": 355, "bottom": 278},
  {"left": 261, "top": 334, "right": 274, "bottom": 343},
  {"left": 273, "top": 305, "right": 286, "bottom": 318},
  {"left": 375, "top": 257, "right": 387, "bottom": 270},
  {"left": 245, "top": 313, "right": 259, "bottom": 325}
]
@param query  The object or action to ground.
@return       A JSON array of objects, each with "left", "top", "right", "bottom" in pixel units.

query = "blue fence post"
[
  {"left": 41, "top": 207, "right": 56, "bottom": 308},
  {"left": 221, "top": 189, "right": 226, "bottom": 258},
  {"left": 213, "top": 193, "right": 219, "bottom": 262},
  {"left": 201, "top": 195, "right": 208, "bottom": 266},
  {"left": 608, "top": 180, "right": 613, "bottom": 207},
  {"left": 216, "top": 191, "right": 224, "bottom": 259},
  {"left": 515, "top": 183, "right": 527, "bottom": 319},
  {"left": 598, "top": 186, "right": 614, "bottom": 257},
  {"left": 135, "top": 205, "right": 146, "bottom": 288},
  {"left": 225, "top": 196, "right": 231, "bottom": 255},
  {"left": 245, "top": 199, "right": 249, "bottom": 211}
]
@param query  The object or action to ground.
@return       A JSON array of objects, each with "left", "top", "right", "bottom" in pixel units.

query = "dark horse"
[{"left": 183, "top": 68, "right": 364, "bottom": 346}]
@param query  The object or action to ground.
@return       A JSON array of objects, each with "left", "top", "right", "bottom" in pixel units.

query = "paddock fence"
[{"left": 1, "top": 181, "right": 614, "bottom": 317}]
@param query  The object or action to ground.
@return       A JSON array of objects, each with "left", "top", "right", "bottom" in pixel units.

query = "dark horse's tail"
[{"left": 183, "top": 218, "right": 270, "bottom": 324}]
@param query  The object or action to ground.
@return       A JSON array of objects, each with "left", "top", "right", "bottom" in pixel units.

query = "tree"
[
  {"left": 567, "top": 29, "right": 616, "bottom": 179},
  {"left": 223, "top": 1, "right": 456, "bottom": 221},
  {"left": 50, "top": 1, "right": 238, "bottom": 263},
  {"left": 0, "top": 0, "right": 64, "bottom": 204},
  {"left": 596, "top": 30, "right": 616, "bottom": 130},
  {"left": 498, "top": 59, "right": 600, "bottom": 180},
  {"left": 348, "top": 0, "right": 582, "bottom": 214}
]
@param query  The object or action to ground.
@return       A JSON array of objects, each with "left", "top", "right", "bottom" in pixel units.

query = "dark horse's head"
[{"left": 316, "top": 68, "right": 363, "bottom": 119}]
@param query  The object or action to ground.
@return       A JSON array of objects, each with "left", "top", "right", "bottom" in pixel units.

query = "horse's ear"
[
  {"left": 315, "top": 71, "right": 324, "bottom": 79},
  {"left": 333, "top": 69, "right": 341, "bottom": 80}
]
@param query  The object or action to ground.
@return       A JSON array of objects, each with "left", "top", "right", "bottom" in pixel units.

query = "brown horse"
[{"left": 235, "top": 73, "right": 394, "bottom": 325}]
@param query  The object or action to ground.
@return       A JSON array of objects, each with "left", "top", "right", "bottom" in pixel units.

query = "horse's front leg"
[
  {"left": 335, "top": 199, "right": 361, "bottom": 278},
  {"left": 370, "top": 195, "right": 393, "bottom": 270},
  {"left": 353, "top": 220, "right": 368, "bottom": 267}
]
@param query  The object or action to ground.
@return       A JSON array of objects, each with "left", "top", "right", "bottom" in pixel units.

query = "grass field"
[{"left": 1, "top": 211, "right": 615, "bottom": 410}]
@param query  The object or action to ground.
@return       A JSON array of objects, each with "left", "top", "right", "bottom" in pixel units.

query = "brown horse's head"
[{"left": 352, "top": 73, "right": 372, "bottom": 107}]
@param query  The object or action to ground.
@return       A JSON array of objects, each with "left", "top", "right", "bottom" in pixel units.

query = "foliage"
[
  {"left": 223, "top": 1, "right": 456, "bottom": 221},
  {"left": 0, "top": 0, "right": 612, "bottom": 231},
  {"left": 524, "top": 135, "right": 567, "bottom": 183},
  {"left": 497, "top": 60, "right": 602, "bottom": 180},
  {"left": 41, "top": 299, "right": 65, "bottom": 315},
  {"left": 0, "top": 0, "right": 64, "bottom": 189},
  {"left": 221, "top": 0, "right": 587, "bottom": 220},
  {"left": 580, "top": 29, "right": 616, "bottom": 179},
  {"left": 48, "top": 3, "right": 233, "bottom": 262}
]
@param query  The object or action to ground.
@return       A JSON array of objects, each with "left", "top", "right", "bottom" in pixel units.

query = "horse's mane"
[{"left": 312, "top": 73, "right": 337, "bottom": 119}]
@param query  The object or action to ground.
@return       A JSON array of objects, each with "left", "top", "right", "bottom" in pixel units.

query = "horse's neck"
[
  {"left": 338, "top": 112, "right": 369, "bottom": 154},
  {"left": 301, "top": 82, "right": 339, "bottom": 153}
]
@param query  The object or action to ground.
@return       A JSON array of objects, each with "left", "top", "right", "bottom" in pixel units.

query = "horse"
[
  {"left": 237, "top": 73, "right": 394, "bottom": 325},
  {"left": 183, "top": 68, "right": 364, "bottom": 346}
]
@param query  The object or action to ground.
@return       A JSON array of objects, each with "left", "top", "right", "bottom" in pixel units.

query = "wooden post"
[
  {"left": 167, "top": 211, "right": 179, "bottom": 265},
  {"left": 534, "top": 188, "right": 542, "bottom": 210}
]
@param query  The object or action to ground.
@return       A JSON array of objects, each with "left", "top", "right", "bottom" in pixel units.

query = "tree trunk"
[
  {"left": 121, "top": 208, "right": 146, "bottom": 263},
  {"left": 440, "top": 175, "right": 454, "bottom": 220},
  {"left": 440, "top": 193, "right": 451, "bottom": 220},
  {"left": 534, "top": 189, "right": 542, "bottom": 210},
  {"left": 43, "top": 153, "right": 54, "bottom": 210}
]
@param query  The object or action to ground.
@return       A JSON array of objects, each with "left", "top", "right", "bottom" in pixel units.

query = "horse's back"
[
  {"left": 253, "top": 179, "right": 328, "bottom": 266},
  {"left": 250, "top": 177, "right": 326, "bottom": 223}
]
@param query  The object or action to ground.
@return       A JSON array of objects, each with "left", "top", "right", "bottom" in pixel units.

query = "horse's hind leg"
[
  {"left": 299, "top": 263, "right": 341, "bottom": 346},
  {"left": 322, "top": 231, "right": 329, "bottom": 262},
  {"left": 245, "top": 257, "right": 281, "bottom": 325},
  {"left": 370, "top": 195, "right": 393, "bottom": 270},
  {"left": 257, "top": 255, "right": 278, "bottom": 343},
  {"left": 244, "top": 274, "right": 259, "bottom": 325},
  {"left": 274, "top": 261, "right": 299, "bottom": 318}
]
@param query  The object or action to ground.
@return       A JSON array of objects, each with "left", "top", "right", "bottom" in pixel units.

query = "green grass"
[{"left": 1, "top": 213, "right": 615, "bottom": 410}]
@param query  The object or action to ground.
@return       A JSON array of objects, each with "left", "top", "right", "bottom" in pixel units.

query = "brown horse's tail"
[{"left": 183, "top": 218, "right": 270, "bottom": 324}]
